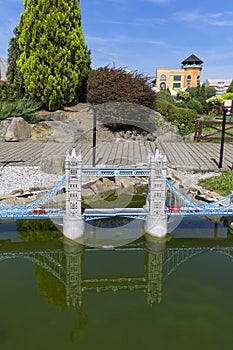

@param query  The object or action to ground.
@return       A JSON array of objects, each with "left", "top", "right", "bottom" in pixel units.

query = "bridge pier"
[
  {"left": 63, "top": 215, "right": 85, "bottom": 241},
  {"left": 144, "top": 214, "right": 167, "bottom": 238},
  {"left": 144, "top": 149, "right": 168, "bottom": 238}
]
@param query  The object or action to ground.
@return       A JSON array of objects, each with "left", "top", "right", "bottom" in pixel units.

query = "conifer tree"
[
  {"left": 18, "top": 0, "right": 90, "bottom": 110},
  {"left": 227, "top": 80, "right": 233, "bottom": 93},
  {"left": 7, "top": 27, "right": 25, "bottom": 100}
]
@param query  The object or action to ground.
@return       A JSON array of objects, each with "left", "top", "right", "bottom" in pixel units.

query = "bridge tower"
[
  {"left": 63, "top": 148, "right": 85, "bottom": 240},
  {"left": 64, "top": 241, "right": 84, "bottom": 309},
  {"left": 145, "top": 238, "right": 166, "bottom": 304},
  {"left": 144, "top": 149, "right": 168, "bottom": 237}
]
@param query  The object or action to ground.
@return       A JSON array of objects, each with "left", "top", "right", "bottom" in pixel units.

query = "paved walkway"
[
  {"left": 158, "top": 142, "right": 233, "bottom": 172},
  {"left": 0, "top": 140, "right": 232, "bottom": 172}
]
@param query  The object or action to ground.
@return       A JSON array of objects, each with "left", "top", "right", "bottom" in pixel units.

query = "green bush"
[
  {"left": 157, "top": 90, "right": 175, "bottom": 104},
  {"left": 155, "top": 99, "right": 197, "bottom": 135},
  {"left": 87, "top": 66, "right": 156, "bottom": 109},
  {"left": 0, "top": 98, "right": 41, "bottom": 123},
  {"left": 186, "top": 98, "right": 203, "bottom": 114}
]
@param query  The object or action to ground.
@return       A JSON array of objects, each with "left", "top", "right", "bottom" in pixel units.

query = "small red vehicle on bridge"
[{"left": 31, "top": 206, "right": 46, "bottom": 214}]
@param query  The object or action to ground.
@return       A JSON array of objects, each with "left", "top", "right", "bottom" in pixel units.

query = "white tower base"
[
  {"left": 144, "top": 214, "right": 167, "bottom": 238},
  {"left": 63, "top": 215, "right": 85, "bottom": 241}
]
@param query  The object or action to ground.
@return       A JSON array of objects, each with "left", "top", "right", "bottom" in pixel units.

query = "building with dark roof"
[{"left": 155, "top": 54, "right": 203, "bottom": 92}]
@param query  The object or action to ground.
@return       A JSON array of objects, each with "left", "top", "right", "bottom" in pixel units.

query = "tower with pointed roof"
[
  {"left": 181, "top": 54, "right": 203, "bottom": 88},
  {"left": 155, "top": 54, "right": 204, "bottom": 91},
  {"left": 144, "top": 149, "right": 167, "bottom": 238},
  {"left": 65, "top": 147, "right": 82, "bottom": 217},
  {"left": 63, "top": 147, "right": 84, "bottom": 240}
]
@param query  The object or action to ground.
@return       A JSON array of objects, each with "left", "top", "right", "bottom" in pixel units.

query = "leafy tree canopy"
[
  {"left": 6, "top": 26, "right": 25, "bottom": 100},
  {"left": 176, "top": 90, "right": 191, "bottom": 102},
  {"left": 87, "top": 66, "right": 156, "bottom": 109},
  {"left": 206, "top": 96, "right": 225, "bottom": 107},
  {"left": 227, "top": 80, "right": 233, "bottom": 93},
  {"left": 18, "top": 0, "right": 90, "bottom": 110},
  {"left": 221, "top": 92, "right": 233, "bottom": 100}
]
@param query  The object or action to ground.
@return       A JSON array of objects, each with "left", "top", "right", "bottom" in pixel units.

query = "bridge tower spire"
[
  {"left": 144, "top": 149, "right": 168, "bottom": 237},
  {"left": 63, "top": 147, "right": 84, "bottom": 240}
]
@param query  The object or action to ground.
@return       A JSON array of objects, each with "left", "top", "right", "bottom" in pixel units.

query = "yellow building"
[{"left": 155, "top": 54, "right": 203, "bottom": 91}]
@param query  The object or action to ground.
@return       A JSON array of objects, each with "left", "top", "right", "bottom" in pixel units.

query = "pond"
[{"left": 0, "top": 217, "right": 233, "bottom": 350}]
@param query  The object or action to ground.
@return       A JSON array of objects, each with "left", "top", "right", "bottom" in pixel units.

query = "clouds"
[{"left": 174, "top": 9, "right": 233, "bottom": 27}]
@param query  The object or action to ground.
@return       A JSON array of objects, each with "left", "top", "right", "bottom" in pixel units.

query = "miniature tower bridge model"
[
  {"left": 144, "top": 150, "right": 168, "bottom": 237},
  {"left": 63, "top": 147, "right": 168, "bottom": 240},
  {"left": 63, "top": 148, "right": 84, "bottom": 240}
]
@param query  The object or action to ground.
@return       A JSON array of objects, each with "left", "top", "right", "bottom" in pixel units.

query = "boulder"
[
  {"left": 5, "top": 117, "right": 32, "bottom": 141},
  {"left": 40, "top": 155, "right": 65, "bottom": 175},
  {"left": 183, "top": 132, "right": 195, "bottom": 142},
  {"left": 31, "top": 121, "right": 78, "bottom": 142},
  {"left": 0, "top": 119, "right": 12, "bottom": 141},
  {"left": 31, "top": 122, "right": 52, "bottom": 140},
  {"left": 91, "top": 179, "right": 107, "bottom": 194},
  {"left": 157, "top": 131, "right": 183, "bottom": 143},
  {"left": 82, "top": 188, "right": 95, "bottom": 198}
]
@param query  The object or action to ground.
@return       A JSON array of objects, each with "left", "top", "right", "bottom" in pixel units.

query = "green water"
[{"left": 0, "top": 218, "right": 233, "bottom": 350}]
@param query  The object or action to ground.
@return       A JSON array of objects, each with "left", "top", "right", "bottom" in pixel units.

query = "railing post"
[
  {"left": 219, "top": 107, "right": 228, "bottom": 168},
  {"left": 194, "top": 120, "right": 199, "bottom": 142}
]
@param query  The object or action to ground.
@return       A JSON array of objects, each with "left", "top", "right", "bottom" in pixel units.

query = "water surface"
[{"left": 0, "top": 217, "right": 233, "bottom": 350}]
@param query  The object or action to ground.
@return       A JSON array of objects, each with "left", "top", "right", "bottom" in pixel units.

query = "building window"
[
  {"left": 197, "top": 75, "right": 200, "bottom": 83},
  {"left": 160, "top": 74, "right": 166, "bottom": 81},
  {"left": 173, "top": 75, "right": 181, "bottom": 81},
  {"left": 173, "top": 83, "right": 181, "bottom": 88},
  {"left": 187, "top": 75, "right": 191, "bottom": 81}
]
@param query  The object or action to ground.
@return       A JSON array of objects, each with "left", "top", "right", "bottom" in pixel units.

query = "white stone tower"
[
  {"left": 144, "top": 149, "right": 168, "bottom": 237},
  {"left": 63, "top": 148, "right": 84, "bottom": 240}
]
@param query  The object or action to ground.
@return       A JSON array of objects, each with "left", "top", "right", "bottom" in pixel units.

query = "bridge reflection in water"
[
  {"left": 1, "top": 236, "right": 233, "bottom": 310},
  {"left": 1, "top": 234, "right": 233, "bottom": 340}
]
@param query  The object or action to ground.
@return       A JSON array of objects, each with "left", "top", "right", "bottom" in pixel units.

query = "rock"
[
  {"left": 190, "top": 184, "right": 204, "bottom": 194},
  {"left": 183, "top": 132, "right": 195, "bottom": 142},
  {"left": 40, "top": 156, "right": 65, "bottom": 175},
  {"left": 31, "top": 122, "right": 52, "bottom": 140},
  {"left": 119, "top": 177, "right": 140, "bottom": 188},
  {"left": 5, "top": 117, "right": 32, "bottom": 141},
  {"left": 91, "top": 179, "right": 107, "bottom": 194},
  {"left": 157, "top": 131, "right": 183, "bottom": 143},
  {"left": 31, "top": 121, "right": 78, "bottom": 142},
  {"left": 102, "top": 177, "right": 115, "bottom": 187},
  {"left": 0, "top": 119, "right": 12, "bottom": 141},
  {"left": 82, "top": 188, "right": 95, "bottom": 197}
]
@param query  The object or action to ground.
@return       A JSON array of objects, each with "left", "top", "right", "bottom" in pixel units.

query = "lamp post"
[
  {"left": 92, "top": 105, "right": 97, "bottom": 167},
  {"left": 218, "top": 107, "right": 228, "bottom": 169}
]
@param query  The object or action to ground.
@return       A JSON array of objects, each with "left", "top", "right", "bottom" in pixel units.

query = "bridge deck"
[{"left": 0, "top": 140, "right": 233, "bottom": 172}]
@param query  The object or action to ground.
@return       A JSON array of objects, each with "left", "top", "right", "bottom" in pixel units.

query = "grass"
[
  {"left": 198, "top": 170, "right": 233, "bottom": 196},
  {"left": 196, "top": 116, "right": 233, "bottom": 143}
]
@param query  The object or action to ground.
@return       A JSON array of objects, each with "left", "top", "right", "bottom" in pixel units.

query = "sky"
[{"left": 1, "top": 0, "right": 233, "bottom": 81}]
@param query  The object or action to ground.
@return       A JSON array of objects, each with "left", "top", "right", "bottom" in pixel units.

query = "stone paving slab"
[
  {"left": 158, "top": 142, "right": 233, "bottom": 172},
  {"left": 0, "top": 141, "right": 233, "bottom": 172}
]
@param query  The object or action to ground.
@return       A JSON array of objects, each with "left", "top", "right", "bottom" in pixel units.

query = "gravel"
[{"left": 0, "top": 166, "right": 61, "bottom": 195}]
